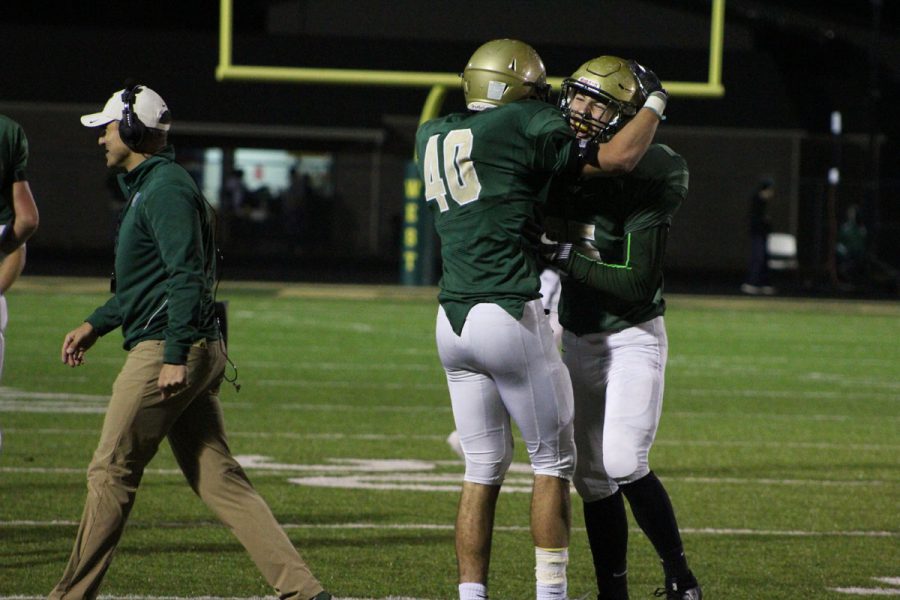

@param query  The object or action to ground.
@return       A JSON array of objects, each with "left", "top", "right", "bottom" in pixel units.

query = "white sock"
[
  {"left": 535, "top": 546, "right": 568, "bottom": 600},
  {"left": 459, "top": 582, "right": 487, "bottom": 600}
]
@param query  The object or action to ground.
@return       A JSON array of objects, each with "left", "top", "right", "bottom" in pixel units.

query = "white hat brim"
[{"left": 80, "top": 112, "right": 118, "bottom": 128}]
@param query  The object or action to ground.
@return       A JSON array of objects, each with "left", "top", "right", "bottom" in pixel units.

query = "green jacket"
[{"left": 86, "top": 146, "right": 219, "bottom": 364}]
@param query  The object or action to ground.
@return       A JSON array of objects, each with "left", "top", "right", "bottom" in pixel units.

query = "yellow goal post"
[{"left": 216, "top": 0, "right": 726, "bottom": 125}]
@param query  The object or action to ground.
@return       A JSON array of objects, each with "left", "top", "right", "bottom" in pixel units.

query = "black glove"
[
  {"left": 522, "top": 219, "right": 573, "bottom": 270},
  {"left": 628, "top": 59, "right": 667, "bottom": 99}
]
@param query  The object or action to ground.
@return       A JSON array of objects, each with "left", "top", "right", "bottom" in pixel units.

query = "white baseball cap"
[{"left": 80, "top": 85, "right": 171, "bottom": 131}]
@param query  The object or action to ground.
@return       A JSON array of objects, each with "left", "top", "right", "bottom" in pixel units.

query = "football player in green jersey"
[
  {"left": 530, "top": 56, "right": 702, "bottom": 600},
  {"left": 0, "top": 114, "right": 40, "bottom": 382},
  {"left": 417, "top": 40, "right": 666, "bottom": 600}
]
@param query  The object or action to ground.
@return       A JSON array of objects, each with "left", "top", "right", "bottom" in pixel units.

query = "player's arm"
[
  {"left": 0, "top": 180, "right": 40, "bottom": 255},
  {"left": 0, "top": 246, "right": 26, "bottom": 294},
  {"left": 526, "top": 223, "right": 668, "bottom": 305},
  {"left": 581, "top": 109, "right": 660, "bottom": 176},
  {"left": 581, "top": 59, "right": 667, "bottom": 176},
  {"left": 0, "top": 121, "right": 39, "bottom": 256},
  {"left": 562, "top": 225, "right": 669, "bottom": 304}
]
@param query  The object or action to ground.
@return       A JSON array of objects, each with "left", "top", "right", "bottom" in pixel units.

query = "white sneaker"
[{"left": 740, "top": 283, "right": 761, "bottom": 295}]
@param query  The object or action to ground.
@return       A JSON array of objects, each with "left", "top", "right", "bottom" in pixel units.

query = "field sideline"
[{"left": 1, "top": 277, "right": 897, "bottom": 599}]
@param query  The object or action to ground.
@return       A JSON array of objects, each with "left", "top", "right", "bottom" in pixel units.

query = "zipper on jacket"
[{"left": 144, "top": 298, "right": 168, "bottom": 330}]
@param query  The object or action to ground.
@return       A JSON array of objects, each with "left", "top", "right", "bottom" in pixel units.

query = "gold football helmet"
[
  {"left": 462, "top": 39, "right": 550, "bottom": 111},
  {"left": 559, "top": 55, "right": 643, "bottom": 143}
]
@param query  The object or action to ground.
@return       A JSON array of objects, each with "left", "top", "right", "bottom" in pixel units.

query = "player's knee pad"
[
  {"left": 530, "top": 442, "right": 576, "bottom": 481},
  {"left": 603, "top": 445, "right": 651, "bottom": 484},
  {"left": 462, "top": 433, "right": 514, "bottom": 485},
  {"left": 573, "top": 471, "right": 619, "bottom": 502},
  {"left": 602, "top": 426, "right": 652, "bottom": 482},
  {"left": 603, "top": 449, "right": 639, "bottom": 480},
  {"left": 463, "top": 450, "right": 513, "bottom": 485}
]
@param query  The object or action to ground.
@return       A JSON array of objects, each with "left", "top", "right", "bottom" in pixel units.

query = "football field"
[{"left": 1, "top": 277, "right": 897, "bottom": 599}]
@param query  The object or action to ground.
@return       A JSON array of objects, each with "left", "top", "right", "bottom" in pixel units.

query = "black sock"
[
  {"left": 620, "top": 471, "right": 691, "bottom": 582},
  {"left": 582, "top": 491, "right": 629, "bottom": 599}
]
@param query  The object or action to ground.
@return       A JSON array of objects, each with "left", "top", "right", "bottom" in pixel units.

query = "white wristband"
[{"left": 642, "top": 92, "right": 667, "bottom": 120}]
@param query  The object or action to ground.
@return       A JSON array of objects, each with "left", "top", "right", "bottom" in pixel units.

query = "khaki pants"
[{"left": 49, "top": 339, "right": 323, "bottom": 600}]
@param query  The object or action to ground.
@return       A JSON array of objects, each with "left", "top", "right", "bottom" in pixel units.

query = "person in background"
[{"left": 741, "top": 177, "right": 776, "bottom": 295}]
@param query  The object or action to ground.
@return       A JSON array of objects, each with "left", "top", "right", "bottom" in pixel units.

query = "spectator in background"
[
  {"left": 0, "top": 114, "right": 41, "bottom": 381},
  {"left": 283, "top": 168, "right": 314, "bottom": 254},
  {"left": 221, "top": 168, "right": 248, "bottom": 218},
  {"left": 741, "top": 177, "right": 776, "bottom": 295},
  {"left": 836, "top": 203, "right": 900, "bottom": 293},
  {"left": 836, "top": 203, "right": 867, "bottom": 286}
]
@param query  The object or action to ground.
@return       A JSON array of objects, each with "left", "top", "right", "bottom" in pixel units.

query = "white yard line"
[
  {"left": 1, "top": 463, "right": 892, "bottom": 488},
  {"left": 828, "top": 588, "right": 900, "bottom": 596},
  {"left": 0, "top": 597, "right": 433, "bottom": 600},
  {"left": 4, "top": 427, "right": 897, "bottom": 452},
  {"left": 1, "top": 520, "right": 895, "bottom": 538}
]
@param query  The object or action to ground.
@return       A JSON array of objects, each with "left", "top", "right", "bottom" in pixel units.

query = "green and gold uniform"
[
  {"left": 549, "top": 143, "right": 700, "bottom": 598},
  {"left": 549, "top": 143, "right": 688, "bottom": 332},
  {"left": 0, "top": 115, "right": 28, "bottom": 226},
  {"left": 416, "top": 99, "right": 581, "bottom": 487},
  {"left": 415, "top": 99, "right": 580, "bottom": 335}
]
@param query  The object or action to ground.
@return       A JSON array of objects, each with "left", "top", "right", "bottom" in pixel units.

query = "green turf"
[{"left": 1, "top": 278, "right": 898, "bottom": 599}]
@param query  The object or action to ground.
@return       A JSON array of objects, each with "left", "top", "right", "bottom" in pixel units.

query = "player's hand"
[
  {"left": 522, "top": 219, "right": 573, "bottom": 269},
  {"left": 61, "top": 322, "right": 99, "bottom": 367},
  {"left": 158, "top": 364, "right": 188, "bottom": 400},
  {"left": 628, "top": 59, "right": 666, "bottom": 99}
]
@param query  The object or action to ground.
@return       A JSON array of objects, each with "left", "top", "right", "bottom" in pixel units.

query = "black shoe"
[
  {"left": 653, "top": 574, "right": 702, "bottom": 600},
  {"left": 311, "top": 592, "right": 332, "bottom": 600}
]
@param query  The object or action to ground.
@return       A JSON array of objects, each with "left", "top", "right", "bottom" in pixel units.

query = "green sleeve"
[
  {"left": 525, "top": 107, "right": 580, "bottom": 176},
  {"left": 85, "top": 296, "right": 123, "bottom": 335},
  {"left": 143, "top": 187, "right": 205, "bottom": 364},
  {"left": 561, "top": 225, "right": 668, "bottom": 304},
  {"left": 11, "top": 122, "right": 28, "bottom": 181}
]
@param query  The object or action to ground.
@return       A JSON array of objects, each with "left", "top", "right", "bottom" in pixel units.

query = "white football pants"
[
  {"left": 563, "top": 316, "right": 668, "bottom": 502},
  {"left": 436, "top": 299, "right": 576, "bottom": 485},
  {"left": 539, "top": 268, "right": 563, "bottom": 349}
]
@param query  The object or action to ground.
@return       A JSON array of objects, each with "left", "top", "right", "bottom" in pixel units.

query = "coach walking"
[{"left": 49, "top": 83, "right": 331, "bottom": 600}]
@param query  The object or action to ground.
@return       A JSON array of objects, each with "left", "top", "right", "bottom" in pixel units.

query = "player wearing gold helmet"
[{"left": 418, "top": 40, "right": 665, "bottom": 600}]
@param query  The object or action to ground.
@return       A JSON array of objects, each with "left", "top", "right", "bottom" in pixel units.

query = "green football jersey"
[
  {"left": 0, "top": 115, "right": 29, "bottom": 225},
  {"left": 548, "top": 143, "right": 689, "bottom": 334},
  {"left": 415, "top": 99, "right": 580, "bottom": 334}
]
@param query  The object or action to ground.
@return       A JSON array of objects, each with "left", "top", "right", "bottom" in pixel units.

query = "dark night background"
[{"left": 1, "top": 0, "right": 897, "bottom": 294}]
